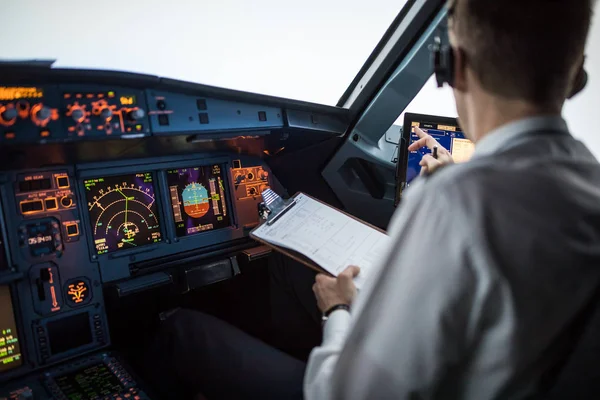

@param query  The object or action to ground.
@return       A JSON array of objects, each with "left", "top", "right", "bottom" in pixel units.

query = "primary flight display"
[
  {"left": 166, "top": 164, "right": 231, "bottom": 237},
  {"left": 84, "top": 173, "right": 162, "bottom": 255}
]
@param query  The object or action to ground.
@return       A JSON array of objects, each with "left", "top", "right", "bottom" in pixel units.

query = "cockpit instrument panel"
[
  {"left": 51, "top": 361, "right": 124, "bottom": 399},
  {"left": 0, "top": 286, "right": 23, "bottom": 372},
  {"left": 166, "top": 164, "right": 232, "bottom": 237},
  {"left": 62, "top": 88, "right": 148, "bottom": 139},
  {"left": 84, "top": 173, "right": 162, "bottom": 255}
]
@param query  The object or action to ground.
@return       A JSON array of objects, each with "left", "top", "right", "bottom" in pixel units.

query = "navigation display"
[
  {"left": 0, "top": 286, "right": 23, "bottom": 372},
  {"left": 166, "top": 165, "right": 231, "bottom": 237},
  {"left": 84, "top": 172, "right": 162, "bottom": 255}
]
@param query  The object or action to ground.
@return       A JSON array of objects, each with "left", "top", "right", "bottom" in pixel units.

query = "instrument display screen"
[
  {"left": 0, "top": 86, "right": 43, "bottom": 101},
  {"left": 166, "top": 165, "right": 231, "bottom": 237},
  {"left": 84, "top": 172, "right": 162, "bottom": 255},
  {"left": 47, "top": 312, "right": 93, "bottom": 355},
  {"left": 396, "top": 113, "right": 475, "bottom": 206},
  {"left": 0, "top": 286, "right": 23, "bottom": 372}
]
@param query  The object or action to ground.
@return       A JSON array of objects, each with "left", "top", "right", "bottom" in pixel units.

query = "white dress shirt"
[{"left": 304, "top": 115, "right": 600, "bottom": 399}]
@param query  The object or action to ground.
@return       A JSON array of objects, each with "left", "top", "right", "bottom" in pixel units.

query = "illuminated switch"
[
  {"left": 44, "top": 198, "right": 58, "bottom": 211},
  {"left": 135, "top": 124, "right": 143, "bottom": 131},
  {"left": 56, "top": 176, "right": 69, "bottom": 189},
  {"left": 64, "top": 278, "right": 91, "bottom": 306},
  {"left": 40, "top": 130, "right": 51, "bottom": 138},
  {"left": 20, "top": 199, "right": 44, "bottom": 214},
  {"left": 65, "top": 222, "right": 79, "bottom": 237},
  {"left": 4, "top": 132, "right": 15, "bottom": 139}
]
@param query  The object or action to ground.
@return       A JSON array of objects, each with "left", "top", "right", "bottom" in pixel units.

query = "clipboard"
[{"left": 250, "top": 189, "right": 387, "bottom": 277}]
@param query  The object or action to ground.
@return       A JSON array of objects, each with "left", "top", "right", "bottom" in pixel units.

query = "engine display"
[
  {"left": 84, "top": 173, "right": 161, "bottom": 255},
  {"left": 166, "top": 165, "right": 231, "bottom": 237}
]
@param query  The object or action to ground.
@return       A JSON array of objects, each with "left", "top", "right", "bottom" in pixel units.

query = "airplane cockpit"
[{"left": 1, "top": 0, "right": 596, "bottom": 398}]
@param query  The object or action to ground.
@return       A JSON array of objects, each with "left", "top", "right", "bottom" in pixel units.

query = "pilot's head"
[{"left": 446, "top": 0, "right": 594, "bottom": 140}]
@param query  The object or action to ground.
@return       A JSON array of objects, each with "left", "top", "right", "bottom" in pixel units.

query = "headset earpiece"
[
  {"left": 568, "top": 67, "right": 588, "bottom": 99},
  {"left": 432, "top": 37, "right": 456, "bottom": 88}
]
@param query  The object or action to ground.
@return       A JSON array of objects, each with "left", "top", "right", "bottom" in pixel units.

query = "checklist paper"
[{"left": 251, "top": 193, "right": 391, "bottom": 289}]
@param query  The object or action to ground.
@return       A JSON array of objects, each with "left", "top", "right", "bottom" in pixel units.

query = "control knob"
[
  {"left": 60, "top": 196, "right": 73, "bottom": 208},
  {"left": 35, "top": 106, "right": 51, "bottom": 121},
  {"left": 235, "top": 174, "right": 245, "bottom": 184},
  {"left": 71, "top": 107, "right": 85, "bottom": 123},
  {"left": 100, "top": 108, "right": 113, "bottom": 120},
  {"left": 260, "top": 170, "right": 269, "bottom": 180},
  {"left": 1, "top": 107, "right": 17, "bottom": 122},
  {"left": 127, "top": 108, "right": 145, "bottom": 121}
]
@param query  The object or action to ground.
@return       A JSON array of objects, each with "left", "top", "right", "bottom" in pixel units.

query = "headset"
[{"left": 431, "top": 36, "right": 589, "bottom": 99}]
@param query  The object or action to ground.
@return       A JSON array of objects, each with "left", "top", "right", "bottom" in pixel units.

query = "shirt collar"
[{"left": 472, "top": 115, "right": 569, "bottom": 159}]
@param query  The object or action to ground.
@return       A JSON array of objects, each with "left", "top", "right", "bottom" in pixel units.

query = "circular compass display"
[{"left": 84, "top": 172, "right": 162, "bottom": 255}]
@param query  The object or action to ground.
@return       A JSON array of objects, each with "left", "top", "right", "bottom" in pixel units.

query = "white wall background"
[{"left": 1, "top": 0, "right": 598, "bottom": 156}]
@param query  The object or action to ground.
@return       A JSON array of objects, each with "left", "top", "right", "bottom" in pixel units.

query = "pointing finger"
[{"left": 408, "top": 127, "right": 439, "bottom": 152}]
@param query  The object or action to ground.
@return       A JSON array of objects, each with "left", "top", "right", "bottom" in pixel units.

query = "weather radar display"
[
  {"left": 166, "top": 164, "right": 231, "bottom": 237},
  {"left": 84, "top": 172, "right": 162, "bottom": 255}
]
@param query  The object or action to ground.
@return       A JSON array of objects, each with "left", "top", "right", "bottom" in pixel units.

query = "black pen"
[{"left": 433, "top": 145, "right": 439, "bottom": 160}]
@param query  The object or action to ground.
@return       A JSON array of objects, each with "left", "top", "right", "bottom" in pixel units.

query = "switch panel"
[
  {"left": 15, "top": 171, "right": 76, "bottom": 217},
  {"left": 231, "top": 164, "right": 271, "bottom": 200}
]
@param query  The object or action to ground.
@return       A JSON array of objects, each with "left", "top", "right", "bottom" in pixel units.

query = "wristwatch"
[{"left": 321, "top": 304, "right": 351, "bottom": 324}]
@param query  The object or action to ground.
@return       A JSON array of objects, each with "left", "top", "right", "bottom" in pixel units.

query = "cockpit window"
[
  {"left": 393, "top": 75, "right": 457, "bottom": 127},
  {"left": 3, "top": 0, "right": 409, "bottom": 106}
]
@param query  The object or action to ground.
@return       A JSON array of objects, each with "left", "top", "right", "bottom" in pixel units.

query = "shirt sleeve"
[
  {"left": 304, "top": 179, "right": 479, "bottom": 399},
  {"left": 303, "top": 309, "right": 352, "bottom": 399}
]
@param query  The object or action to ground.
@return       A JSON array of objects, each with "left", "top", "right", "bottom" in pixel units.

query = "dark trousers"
[{"left": 145, "top": 308, "right": 307, "bottom": 400}]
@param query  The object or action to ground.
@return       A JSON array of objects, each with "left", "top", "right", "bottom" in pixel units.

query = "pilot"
[{"left": 145, "top": 0, "right": 600, "bottom": 398}]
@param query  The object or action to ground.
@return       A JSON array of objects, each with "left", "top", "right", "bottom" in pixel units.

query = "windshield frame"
[{"left": 338, "top": 0, "right": 446, "bottom": 115}]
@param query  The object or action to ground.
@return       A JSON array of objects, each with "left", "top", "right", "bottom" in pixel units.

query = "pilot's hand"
[
  {"left": 407, "top": 127, "right": 454, "bottom": 176},
  {"left": 313, "top": 266, "right": 360, "bottom": 313}
]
